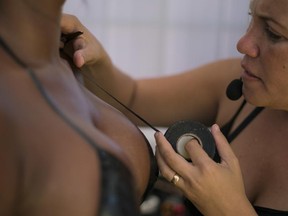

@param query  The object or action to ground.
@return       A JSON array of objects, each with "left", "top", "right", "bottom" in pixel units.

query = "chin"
[{"left": 243, "top": 90, "right": 265, "bottom": 107}]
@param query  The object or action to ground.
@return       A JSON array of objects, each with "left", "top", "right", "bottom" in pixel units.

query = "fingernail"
[
  {"left": 212, "top": 124, "right": 220, "bottom": 131},
  {"left": 154, "top": 131, "right": 161, "bottom": 138}
]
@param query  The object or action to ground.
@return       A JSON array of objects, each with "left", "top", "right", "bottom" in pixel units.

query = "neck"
[{"left": 0, "top": 0, "right": 64, "bottom": 68}]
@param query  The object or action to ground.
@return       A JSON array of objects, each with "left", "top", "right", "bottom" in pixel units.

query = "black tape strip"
[{"left": 164, "top": 120, "right": 215, "bottom": 161}]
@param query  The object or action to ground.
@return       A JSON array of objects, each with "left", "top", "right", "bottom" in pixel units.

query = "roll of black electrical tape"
[{"left": 164, "top": 120, "right": 215, "bottom": 161}]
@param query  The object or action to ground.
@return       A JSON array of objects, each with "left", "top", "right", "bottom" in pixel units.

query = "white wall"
[
  {"left": 63, "top": 0, "right": 250, "bottom": 78},
  {"left": 63, "top": 0, "right": 251, "bottom": 152}
]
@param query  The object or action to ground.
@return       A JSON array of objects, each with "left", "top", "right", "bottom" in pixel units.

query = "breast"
[
  {"left": 88, "top": 93, "right": 155, "bottom": 200},
  {"left": 230, "top": 108, "right": 288, "bottom": 210}
]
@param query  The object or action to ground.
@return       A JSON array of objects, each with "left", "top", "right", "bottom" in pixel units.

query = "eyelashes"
[{"left": 264, "top": 25, "right": 283, "bottom": 42}]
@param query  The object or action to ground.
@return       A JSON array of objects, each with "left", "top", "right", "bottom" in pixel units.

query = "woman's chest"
[{"left": 230, "top": 110, "right": 288, "bottom": 209}]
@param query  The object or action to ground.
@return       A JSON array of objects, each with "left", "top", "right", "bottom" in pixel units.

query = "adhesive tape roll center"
[
  {"left": 164, "top": 120, "right": 216, "bottom": 161},
  {"left": 176, "top": 133, "right": 202, "bottom": 159}
]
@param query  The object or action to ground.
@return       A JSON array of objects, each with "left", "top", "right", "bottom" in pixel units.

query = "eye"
[
  {"left": 248, "top": 11, "right": 253, "bottom": 20},
  {"left": 265, "top": 25, "right": 283, "bottom": 42}
]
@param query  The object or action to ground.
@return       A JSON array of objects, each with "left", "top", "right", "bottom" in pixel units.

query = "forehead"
[
  {"left": 251, "top": 0, "right": 288, "bottom": 17},
  {"left": 251, "top": 0, "right": 288, "bottom": 28}
]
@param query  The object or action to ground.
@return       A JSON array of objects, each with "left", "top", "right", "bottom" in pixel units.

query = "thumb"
[
  {"left": 73, "top": 50, "right": 85, "bottom": 68},
  {"left": 211, "top": 124, "right": 236, "bottom": 165}
]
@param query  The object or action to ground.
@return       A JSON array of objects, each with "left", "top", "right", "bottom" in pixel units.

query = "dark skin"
[{"left": 0, "top": 1, "right": 154, "bottom": 215}]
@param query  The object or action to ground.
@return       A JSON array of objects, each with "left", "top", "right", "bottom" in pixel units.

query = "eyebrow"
[
  {"left": 258, "top": 14, "right": 287, "bottom": 31},
  {"left": 249, "top": 0, "right": 256, "bottom": 12},
  {"left": 249, "top": 1, "right": 287, "bottom": 30}
]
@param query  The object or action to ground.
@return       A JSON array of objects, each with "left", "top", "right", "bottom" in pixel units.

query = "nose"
[{"left": 236, "top": 29, "right": 259, "bottom": 58}]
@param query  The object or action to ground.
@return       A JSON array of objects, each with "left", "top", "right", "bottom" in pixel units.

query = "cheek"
[
  {"left": 259, "top": 45, "right": 288, "bottom": 87},
  {"left": 281, "top": 60, "right": 288, "bottom": 71},
  {"left": 269, "top": 63, "right": 288, "bottom": 100},
  {"left": 280, "top": 60, "right": 288, "bottom": 77},
  {"left": 260, "top": 58, "right": 286, "bottom": 98},
  {"left": 264, "top": 49, "right": 288, "bottom": 82}
]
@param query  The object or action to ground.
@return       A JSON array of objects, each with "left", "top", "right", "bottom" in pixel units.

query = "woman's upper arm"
[{"left": 131, "top": 58, "right": 242, "bottom": 126}]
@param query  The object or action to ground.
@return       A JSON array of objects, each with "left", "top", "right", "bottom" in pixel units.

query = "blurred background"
[{"left": 64, "top": 0, "right": 250, "bottom": 78}]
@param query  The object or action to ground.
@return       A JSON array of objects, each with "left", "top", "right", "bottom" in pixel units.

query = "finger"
[
  {"left": 61, "top": 37, "right": 86, "bottom": 68},
  {"left": 184, "top": 138, "right": 211, "bottom": 165},
  {"left": 72, "top": 37, "right": 101, "bottom": 66},
  {"left": 154, "top": 132, "right": 193, "bottom": 180},
  {"left": 73, "top": 47, "right": 97, "bottom": 68},
  {"left": 155, "top": 146, "right": 175, "bottom": 180},
  {"left": 72, "top": 37, "right": 86, "bottom": 50},
  {"left": 60, "top": 14, "right": 83, "bottom": 34},
  {"left": 73, "top": 50, "right": 85, "bottom": 68},
  {"left": 60, "top": 34, "right": 84, "bottom": 61},
  {"left": 211, "top": 124, "right": 236, "bottom": 165},
  {"left": 72, "top": 39, "right": 87, "bottom": 67},
  {"left": 155, "top": 146, "right": 184, "bottom": 187}
]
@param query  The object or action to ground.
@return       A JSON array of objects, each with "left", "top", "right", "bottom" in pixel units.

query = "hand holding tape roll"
[{"left": 164, "top": 120, "right": 216, "bottom": 161}]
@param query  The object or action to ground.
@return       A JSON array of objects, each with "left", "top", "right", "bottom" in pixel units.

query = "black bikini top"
[
  {"left": 97, "top": 150, "right": 140, "bottom": 215},
  {"left": 213, "top": 100, "right": 263, "bottom": 162},
  {"left": 220, "top": 100, "right": 264, "bottom": 142}
]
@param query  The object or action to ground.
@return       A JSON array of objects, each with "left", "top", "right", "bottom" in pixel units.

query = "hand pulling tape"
[{"left": 164, "top": 120, "right": 216, "bottom": 161}]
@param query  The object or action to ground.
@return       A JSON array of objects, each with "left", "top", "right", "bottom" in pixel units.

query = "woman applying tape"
[
  {"left": 61, "top": 0, "right": 288, "bottom": 215},
  {"left": 0, "top": 0, "right": 158, "bottom": 215}
]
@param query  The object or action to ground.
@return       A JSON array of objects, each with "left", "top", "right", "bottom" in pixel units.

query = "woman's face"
[{"left": 237, "top": 0, "right": 288, "bottom": 110}]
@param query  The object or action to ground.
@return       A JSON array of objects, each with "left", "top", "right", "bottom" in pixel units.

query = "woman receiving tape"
[
  {"left": 61, "top": 0, "right": 288, "bottom": 215},
  {"left": 0, "top": 0, "right": 158, "bottom": 215}
]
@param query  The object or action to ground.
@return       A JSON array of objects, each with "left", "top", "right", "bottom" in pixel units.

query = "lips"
[{"left": 241, "top": 63, "right": 261, "bottom": 81}]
